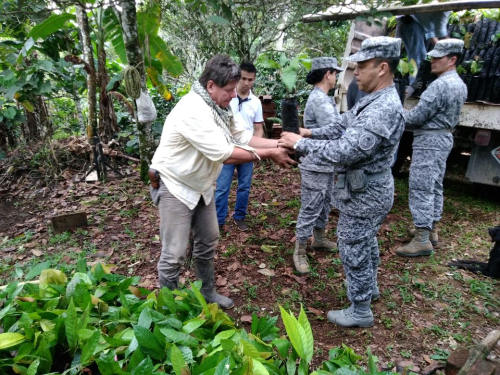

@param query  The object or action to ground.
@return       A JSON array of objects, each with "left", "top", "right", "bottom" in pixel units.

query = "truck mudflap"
[{"left": 466, "top": 132, "right": 500, "bottom": 187}]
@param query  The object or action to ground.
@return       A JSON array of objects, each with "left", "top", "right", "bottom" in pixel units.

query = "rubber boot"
[
  {"left": 159, "top": 276, "right": 178, "bottom": 291},
  {"left": 293, "top": 240, "right": 309, "bottom": 274},
  {"left": 327, "top": 300, "right": 374, "bottom": 328},
  {"left": 396, "top": 228, "right": 433, "bottom": 257},
  {"left": 311, "top": 227, "right": 337, "bottom": 251},
  {"left": 409, "top": 222, "right": 439, "bottom": 246},
  {"left": 193, "top": 259, "right": 234, "bottom": 309}
]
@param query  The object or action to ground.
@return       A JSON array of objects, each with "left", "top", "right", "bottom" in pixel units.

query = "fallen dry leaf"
[
  {"left": 257, "top": 269, "right": 275, "bottom": 277},
  {"left": 31, "top": 249, "right": 43, "bottom": 257},
  {"left": 216, "top": 277, "right": 227, "bottom": 286},
  {"left": 307, "top": 306, "right": 323, "bottom": 316},
  {"left": 241, "top": 315, "right": 252, "bottom": 323},
  {"left": 228, "top": 261, "right": 241, "bottom": 271}
]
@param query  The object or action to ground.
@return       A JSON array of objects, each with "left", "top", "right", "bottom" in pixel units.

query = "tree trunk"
[
  {"left": 76, "top": 4, "right": 97, "bottom": 140},
  {"left": 37, "top": 96, "right": 52, "bottom": 138},
  {"left": 25, "top": 108, "right": 39, "bottom": 141},
  {"left": 115, "top": 0, "right": 154, "bottom": 182},
  {"left": 97, "top": 39, "right": 118, "bottom": 143},
  {"left": 0, "top": 122, "right": 8, "bottom": 152},
  {"left": 73, "top": 94, "right": 86, "bottom": 134}
]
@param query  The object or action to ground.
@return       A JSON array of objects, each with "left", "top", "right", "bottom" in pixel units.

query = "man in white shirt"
[
  {"left": 215, "top": 62, "right": 264, "bottom": 232},
  {"left": 149, "top": 55, "right": 295, "bottom": 309}
]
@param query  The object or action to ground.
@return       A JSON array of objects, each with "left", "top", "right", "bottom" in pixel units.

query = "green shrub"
[{"left": 0, "top": 261, "right": 398, "bottom": 374}]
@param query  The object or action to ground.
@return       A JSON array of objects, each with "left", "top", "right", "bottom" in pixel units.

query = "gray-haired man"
[
  {"left": 279, "top": 37, "right": 405, "bottom": 327},
  {"left": 149, "top": 55, "right": 296, "bottom": 309},
  {"left": 396, "top": 39, "right": 467, "bottom": 257}
]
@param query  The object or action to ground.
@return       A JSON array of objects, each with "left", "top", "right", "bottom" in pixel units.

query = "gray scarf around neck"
[{"left": 191, "top": 81, "right": 259, "bottom": 158}]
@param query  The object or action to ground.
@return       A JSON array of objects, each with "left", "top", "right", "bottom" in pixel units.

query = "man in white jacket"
[{"left": 149, "top": 55, "right": 295, "bottom": 308}]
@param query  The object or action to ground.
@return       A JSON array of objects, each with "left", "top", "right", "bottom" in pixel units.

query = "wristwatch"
[{"left": 293, "top": 140, "right": 300, "bottom": 150}]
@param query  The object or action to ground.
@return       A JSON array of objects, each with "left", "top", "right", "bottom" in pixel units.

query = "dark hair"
[
  {"left": 199, "top": 54, "right": 241, "bottom": 89},
  {"left": 240, "top": 61, "right": 257, "bottom": 74},
  {"left": 373, "top": 57, "right": 400, "bottom": 74},
  {"left": 306, "top": 67, "right": 335, "bottom": 85},
  {"left": 447, "top": 52, "right": 462, "bottom": 64}
]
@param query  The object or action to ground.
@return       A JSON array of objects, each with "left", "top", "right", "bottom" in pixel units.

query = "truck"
[{"left": 304, "top": 1, "right": 500, "bottom": 187}]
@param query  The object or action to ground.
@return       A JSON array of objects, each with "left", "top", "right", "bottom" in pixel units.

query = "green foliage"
[{"left": 0, "top": 258, "right": 403, "bottom": 374}]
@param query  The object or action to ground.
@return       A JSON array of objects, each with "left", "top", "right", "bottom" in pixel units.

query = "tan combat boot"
[
  {"left": 409, "top": 222, "right": 439, "bottom": 245},
  {"left": 311, "top": 227, "right": 337, "bottom": 251},
  {"left": 293, "top": 240, "right": 310, "bottom": 274},
  {"left": 397, "top": 228, "right": 433, "bottom": 257}
]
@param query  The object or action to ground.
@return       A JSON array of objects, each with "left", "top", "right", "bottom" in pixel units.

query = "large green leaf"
[
  {"left": 65, "top": 299, "right": 78, "bottom": 352},
  {"left": 28, "top": 13, "right": 76, "bottom": 40},
  {"left": 182, "top": 318, "right": 206, "bottom": 334},
  {"left": 133, "top": 325, "right": 165, "bottom": 360},
  {"left": 96, "top": 349, "right": 122, "bottom": 375},
  {"left": 252, "top": 358, "right": 270, "bottom": 375},
  {"left": 297, "top": 306, "right": 313, "bottom": 363},
  {"left": 281, "top": 56, "right": 300, "bottom": 93},
  {"left": 171, "top": 344, "right": 186, "bottom": 375},
  {"left": 241, "top": 340, "right": 263, "bottom": 361},
  {"left": 279, "top": 306, "right": 307, "bottom": 360},
  {"left": 131, "top": 356, "right": 154, "bottom": 375},
  {"left": 26, "top": 358, "right": 40, "bottom": 375},
  {"left": 214, "top": 356, "right": 230, "bottom": 375},
  {"left": 271, "top": 339, "right": 291, "bottom": 359},
  {"left": 146, "top": 67, "right": 173, "bottom": 101},
  {"left": 81, "top": 330, "right": 100, "bottom": 365},
  {"left": 25, "top": 260, "right": 51, "bottom": 280},
  {"left": 109, "top": 29, "right": 127, "bottom": 65},
  {"left": 149, "top": 35, "right": 183, "bottom": 77},
  {"left": 0, "top": 333, "right": 25, "bottom": 350},
  {"left": 159, "top": 327, "right": 198, "bottom": 347},
  {"left": 17, "top": 37, "right": 34, "bottom": 61}
]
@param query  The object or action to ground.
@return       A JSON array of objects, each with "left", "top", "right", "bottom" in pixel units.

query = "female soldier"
[{"left": 293, "top": 57, "right": 344, "bottom": 274}]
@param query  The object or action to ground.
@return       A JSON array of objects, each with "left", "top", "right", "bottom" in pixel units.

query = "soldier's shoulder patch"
[{"left": 358, "top": 132, "right": 376, "bottom": 151}]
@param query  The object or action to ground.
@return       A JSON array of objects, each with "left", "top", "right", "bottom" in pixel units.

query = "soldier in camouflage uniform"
[
  {"left": 279, "top": 37, "right": 405, "bottom": 327},
  {"left": 396, "top": 39, "right": 467, "bottom": 257},
  {"left": 293, "top": 57, "right": 344, "bottom": 274}
]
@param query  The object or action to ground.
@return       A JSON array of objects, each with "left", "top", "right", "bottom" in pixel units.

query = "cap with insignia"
[
  {"left": 348, "top": 36, "right": 401, "bottom": 62},
  {"left": 427, "top": 38, "right": 464, "bottom": 58},
  {"left": 311, "top": 57, "right": 344, "bottom": 71}
]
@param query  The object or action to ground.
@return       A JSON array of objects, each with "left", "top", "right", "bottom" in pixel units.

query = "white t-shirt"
[
  {"left": 150, "top": 91, "right": 252, "bottom": 209},
  {"left": 229, "top": 90, "right": 264, "bottom": 134}
]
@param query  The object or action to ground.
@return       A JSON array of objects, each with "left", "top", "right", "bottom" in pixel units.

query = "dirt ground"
[{"left": 1, "top": 158, "right": 499, "bottom": 373}]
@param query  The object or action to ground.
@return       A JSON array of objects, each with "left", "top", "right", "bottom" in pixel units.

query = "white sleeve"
[{"left": 254, "top": 102, "right": 264, "bottom": 123}]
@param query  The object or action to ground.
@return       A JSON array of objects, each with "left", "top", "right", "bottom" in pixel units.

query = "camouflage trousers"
[
  {"left": 409, "top": 148, "right": 451, "bottom": 229},
  {"left": 296, "top": 169, "right": 335, "bottom": 241},
  {"left": 337, "top": 212, "right": 385, "bottom": 302}
]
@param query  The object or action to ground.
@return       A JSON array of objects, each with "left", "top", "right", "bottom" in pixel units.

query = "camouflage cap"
[
  {"left": 311, "top": 57, "right": 344, "bottom": 72},
  {"left": 427, "top": 38, "right": 464, "bottom": 58},
  {"left": 348, "top": 36, "right": 401, "bottom": 62}
]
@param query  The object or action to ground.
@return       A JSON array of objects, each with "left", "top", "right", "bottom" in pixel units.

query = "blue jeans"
[
  {"left": 215, "top": 162, "right": 253, "bottom": 225},
  {"left": 398, "top": 18, "right": 427, "bottom": 85}
]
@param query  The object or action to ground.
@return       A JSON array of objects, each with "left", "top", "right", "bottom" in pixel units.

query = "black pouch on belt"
[
  {"left": 347, "top": 169, "right": 367, "bottom": 192},
  {"left": 336, "top": 173, "right": 351, "bottom": 201}
]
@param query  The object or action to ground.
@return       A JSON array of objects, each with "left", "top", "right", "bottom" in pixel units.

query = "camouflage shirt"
[
  {"left": 295, "top": 85, "right": 405, "bottom": 218},
  {"left": 297, "top": 85, "right": 404, "bottom": 174},
  {"left": 405, "top": 70, "right": 467, "bottom": 150},
  {"left": 300, "top": 87, "right": 343, "bottom": 172}
]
